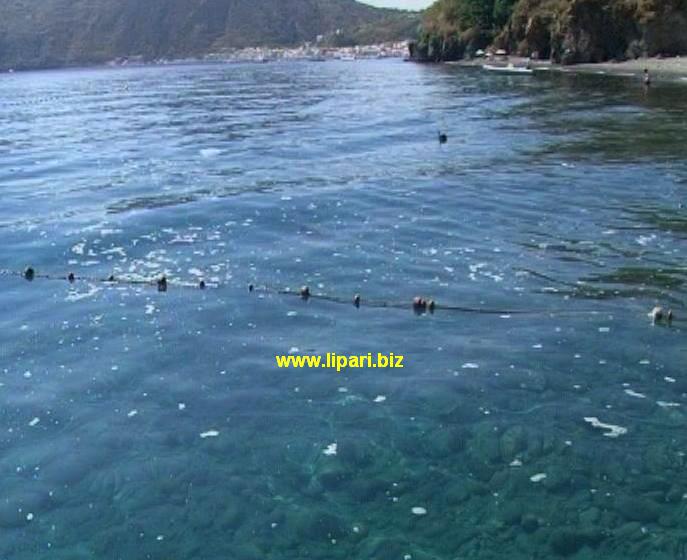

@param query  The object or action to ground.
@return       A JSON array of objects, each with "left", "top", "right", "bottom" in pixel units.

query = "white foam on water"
[
  {"left": 28, "top": 417, "right": 40, "bottom": 427},
  {"left": 200, "top": 148, "right": 221, "bottom": 158},
  {"left": 530, "top": 473, "right": 547, "bottom": 483},
  {"left": 287, "top": 311, "right": 298, "bottom": 317},
  {"left": 665, "top": 377, "right": 676, "bottom": 383},
  {"left": 411, "top": 507, "right": 427, "bottom": 516},
  {"left": 657, "top": 401, "right": 681, "bottom": 409},
  {"left": 373, "top": 395, "right": 387, "bottom": 403},
  {"left": 598, "top": 327, "right": 610, "bottom": 333},
  {"left": 637, "top": 234, "right": 656, "bottom": 246},
  {"left": 323, "top": 443, "right": 337, "bottom": 456},
  {"left": 509, "top": 459, "right": 522, "bottom": 467},
  {"left": 127, "top": 410, "right": 138, "bottom": 418},
  {"left": 584, "top": 417, "right": 627, "bottom": 438},
  {"left": 288, "top": 347, "right": 300, "bottom": 354},
  {"left": 462, "top": 363, "right": 479, "bottom": 369},
  {"left": 624, "top": 389, "right": 647, "bottom": 399},
  {"left": 200, "top": 430, "right": 220, "bottom": 438},
  {"left": 66, "top": 284, "right": 100, "bottom": 302},
  {"left": 639, "top": 359, "right": 650, "bottom": 365},
  {"left": 178, "top": 403, "right": 186, "bottom": 410}
]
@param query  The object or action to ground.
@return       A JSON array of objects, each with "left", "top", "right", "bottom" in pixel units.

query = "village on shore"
[{"left": 107, "top": 41, "right": 411, "bottom": 67}]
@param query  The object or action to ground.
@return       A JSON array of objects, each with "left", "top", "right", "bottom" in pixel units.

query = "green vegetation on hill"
[
  {"left": 413, "top": 0, "right": 687, "bottom": 63},
  {"left": 0, "top": 0, "right": 420, "bottom": 70}
]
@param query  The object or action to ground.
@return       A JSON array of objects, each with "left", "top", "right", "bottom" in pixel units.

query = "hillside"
[
  {"left": 0, "top": 0, "right": 420, "bottom": 70},
  {"left": 412, "top": 0, "right": 687, "bottom": 64}
]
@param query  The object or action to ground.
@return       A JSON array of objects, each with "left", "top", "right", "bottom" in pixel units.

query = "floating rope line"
[{"left": 0, "top": 266, "right": 678, "bottom": 322}]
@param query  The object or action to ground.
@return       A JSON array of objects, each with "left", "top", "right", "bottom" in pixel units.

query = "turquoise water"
[{"left": 1, "top": 60, "right": 686, "bottom": 558}]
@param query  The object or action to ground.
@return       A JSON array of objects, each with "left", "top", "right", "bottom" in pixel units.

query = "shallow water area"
[{"left": 1, "top": 61, "right": 687, "bottom": 559}]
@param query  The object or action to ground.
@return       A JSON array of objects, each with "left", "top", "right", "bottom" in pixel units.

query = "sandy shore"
[{"left": 446, "top": 56, "right": 687, "bottom": 83}]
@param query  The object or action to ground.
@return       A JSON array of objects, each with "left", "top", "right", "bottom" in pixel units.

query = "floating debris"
[
  {"left": 583, "top": 417, "right": 627, "bottom": 438},
  {"left": 200, "top": 430, "right": 220, "bottom": 439},
  {"left": 323, "top": 442, "right": 337, "bottom": 456}
]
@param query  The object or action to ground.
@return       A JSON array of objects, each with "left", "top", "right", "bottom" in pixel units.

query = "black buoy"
[
  {"left": 199, "top": 280, "right": 206, "bottom": 290},
  {"left": 248, "top": 284, "right": 254, "bottom": 293},
  {"left": 24, "top": 267, "right": 35, "bottom": 281},
  {"left": 157, "top": 276, "right": 168, "bottom": 292},
  {"left": 353, "top": 294, "right": 361, "bottom": 308},
  {"left": 300, "top": 286, "right": 311, "bottom": 300},
  {"left": 428, "top": 299, "right": 436, "bottom": 313},
  {"left": 68, "top": 272, "right": 75, "bottom": 283},
  {"left": 438, "top": 131, "right": 448, "bottom": 144}
]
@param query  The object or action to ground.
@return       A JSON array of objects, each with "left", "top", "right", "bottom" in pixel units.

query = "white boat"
[{"left": 483, "top": 63, "right": 533, "bottom": 75}]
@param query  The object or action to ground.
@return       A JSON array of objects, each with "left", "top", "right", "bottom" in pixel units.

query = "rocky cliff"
[{"left": 413, "top": 0, "right": 687, "bottom": 64}]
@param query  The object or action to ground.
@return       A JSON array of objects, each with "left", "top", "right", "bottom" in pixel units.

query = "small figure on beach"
[
  {"left": 438, "top": 131, "right": 447, "bottom": 145},
  {"left": 643, "top": 68, "right": 651, "bottom": 86}
]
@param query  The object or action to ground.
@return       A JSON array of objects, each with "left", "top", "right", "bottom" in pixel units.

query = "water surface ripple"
[{"left": 1, "top": 61, "right": 686, "bottom": 559}]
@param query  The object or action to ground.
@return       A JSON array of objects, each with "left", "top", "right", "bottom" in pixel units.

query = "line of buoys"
[{"left": 2, "top": 267, "right": 679, "bottom": 321}]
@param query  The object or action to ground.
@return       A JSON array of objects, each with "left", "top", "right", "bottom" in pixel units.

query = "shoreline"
[{"left": 445, "top": 56, "right": 687, "bottom": 84}]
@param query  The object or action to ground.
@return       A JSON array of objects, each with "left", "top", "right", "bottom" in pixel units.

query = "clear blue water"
[{"left": 1, "top": 60, "right": 686, "bottom": 559}]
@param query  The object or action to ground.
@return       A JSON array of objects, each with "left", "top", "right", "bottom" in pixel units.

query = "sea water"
[{"left": 0, "top": 60, "right": 686, "bottom": 559}]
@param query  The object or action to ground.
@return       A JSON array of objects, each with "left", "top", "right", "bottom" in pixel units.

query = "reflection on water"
[{"left": 1, "top": 61, "right": 686, "bottom": 559}]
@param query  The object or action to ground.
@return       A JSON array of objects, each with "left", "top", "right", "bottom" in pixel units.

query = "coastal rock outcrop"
[{"left": 413, "top": 0, "right": 687, "bottom": 64}]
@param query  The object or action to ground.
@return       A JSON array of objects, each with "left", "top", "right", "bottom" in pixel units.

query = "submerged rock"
[
  {"left": 549, "top": 528, "right": 605, "bottom": 556},
  {"left": 615, "top": 495, "right": 662, "bottom": 523}
]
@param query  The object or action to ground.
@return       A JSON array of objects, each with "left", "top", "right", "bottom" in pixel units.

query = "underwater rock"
[
  {"left": 336, "top": 439, "right": 374, "bottom": 469},
  {"left": 348, "top": 478, "right": 387, "bottom": 503},
  {"left": 578, "top": 507, "right": 600, "bottom": 526},
  {"left": 499, "top": 425, "right": 527, "bottom": 462},
  {"left": 316, "top": 461, "right": 352, "bottom": 491},
  {"left": 549, "top": 528, "right": 605, "bottom": 556},
  {"left": 521, "top": 514, "right": 540, "bottom": 533},
  {"left": 445, "top": 478, "right": 488, "bottom": 505},
  {"left": 615, "top": 495, "right": 661, "bottom": 523},
  {"left": 292, "top": 510, "right": 346, "bottom": 541},
  {"left": 497, "top": 501, "right": 523, "bottom": 525},
  {"left": 426, "top": 427, "right": 468, "bottom": 458},
  {"left": 360, "top": 536, "right": 411, "bottom": 560}
]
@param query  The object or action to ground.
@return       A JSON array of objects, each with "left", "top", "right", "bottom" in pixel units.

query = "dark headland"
[{"left": 409, "top": 0, "right": 687, "bottom": 80}]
